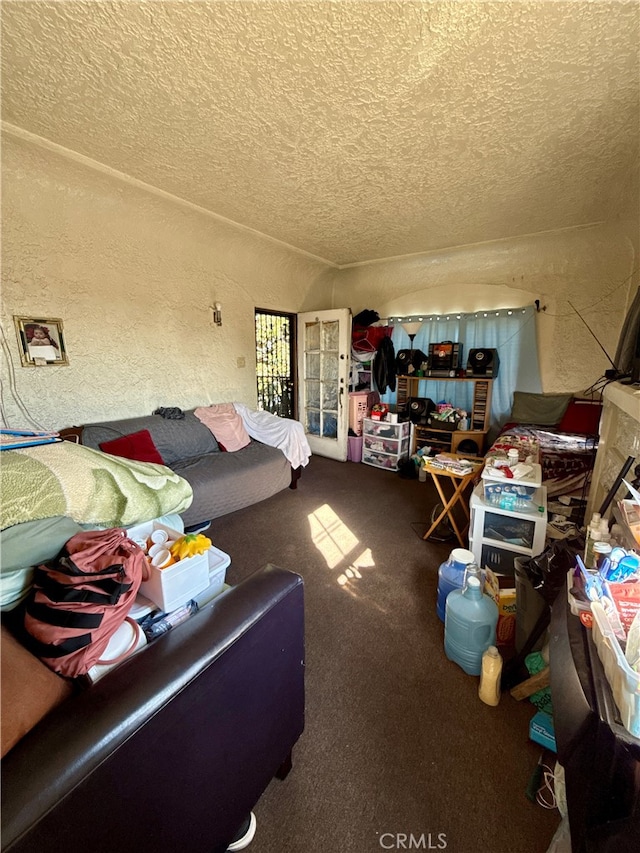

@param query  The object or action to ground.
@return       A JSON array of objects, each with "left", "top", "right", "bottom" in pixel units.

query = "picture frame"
[{"left": 14, "top": 316, "right": 69, "bottom": 367}]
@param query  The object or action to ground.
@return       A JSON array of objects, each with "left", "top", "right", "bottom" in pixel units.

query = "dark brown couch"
[{"left": 1, "top": 564, "right": 305, "bottom": 853}]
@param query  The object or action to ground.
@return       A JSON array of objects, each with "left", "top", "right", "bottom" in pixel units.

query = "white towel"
[{"left": 233, "top": 404, "right": 312, "bottom": 469}]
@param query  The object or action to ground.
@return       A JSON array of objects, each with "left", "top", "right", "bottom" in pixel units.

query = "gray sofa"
[{"left": 78, "top": 410, "right": 301, "bottom": 528}]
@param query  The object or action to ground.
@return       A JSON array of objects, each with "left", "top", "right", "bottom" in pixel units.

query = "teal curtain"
[{"left": 380, "top": 306, "right": 541, "bottom": 428}]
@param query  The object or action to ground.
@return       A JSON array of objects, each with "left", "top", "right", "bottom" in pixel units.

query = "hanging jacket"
[{"left": 373, "top": 335, "right": 396, "bottom": 394}]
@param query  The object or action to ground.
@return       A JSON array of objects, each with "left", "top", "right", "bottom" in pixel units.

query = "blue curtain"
[{"left": 380, "top": 306, "right": 541, "bottom": 428}]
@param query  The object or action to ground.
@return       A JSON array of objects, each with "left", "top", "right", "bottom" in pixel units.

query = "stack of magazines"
[
  {"left": 425, "top": 454, "right": 480, "bottom": 475},
  {"left": 0, "top": 429, "right": 61, "bottom": 450}
]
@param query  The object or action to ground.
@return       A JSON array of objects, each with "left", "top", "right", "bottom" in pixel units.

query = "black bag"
[{"left": 520, "top": 533, "right": 585, "bottom": 606}]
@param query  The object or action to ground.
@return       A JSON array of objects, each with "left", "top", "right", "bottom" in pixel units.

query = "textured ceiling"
[{"left": 2, "top": 1, "right": 639, "bottom": 266}]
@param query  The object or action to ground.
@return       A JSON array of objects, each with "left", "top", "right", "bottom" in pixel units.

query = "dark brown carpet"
[{"left": 211, "top": 455, "right": 561, "bottom": 853}]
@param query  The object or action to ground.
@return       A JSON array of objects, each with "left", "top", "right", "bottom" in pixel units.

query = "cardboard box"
[
  {"left": 485, "top": 568, "right": 517, "bottom": 647},
  {"left": 529, "top": 711, "right": 556, "bottom": 752}
]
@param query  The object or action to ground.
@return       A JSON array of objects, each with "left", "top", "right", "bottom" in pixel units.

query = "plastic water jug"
[
  {"left": 436, "top": 548, "right": 476, "bottom": 622},
  {"left": 444, "top": 576, "right": 498, "bottom": 676}
]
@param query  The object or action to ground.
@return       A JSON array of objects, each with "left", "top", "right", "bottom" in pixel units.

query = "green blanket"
[{"left": 1, "top": 441, "right": 193, "bottom": 531}]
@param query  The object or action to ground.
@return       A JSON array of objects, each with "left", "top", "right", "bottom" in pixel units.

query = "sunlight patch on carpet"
[
  {"left": 337, "top": 548, "right": 374, "bottom": 587},
  {"left": 308, "top": 503, "right": 359, "bottom": 569}
]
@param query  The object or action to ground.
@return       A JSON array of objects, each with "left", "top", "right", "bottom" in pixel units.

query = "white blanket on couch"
[{"left": 233, "top": 403, "right": 311, "bottom": 469}]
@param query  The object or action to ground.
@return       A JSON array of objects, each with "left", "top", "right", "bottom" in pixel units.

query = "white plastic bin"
[
  {"left": 591, "top": 599, "right": 640, "bottom": 739},
  {"left": 481, "top": 463, "right": 543, "bottom": 505},
  {"left": 127, "top": 520, "right": 212, "bottom": 612}
]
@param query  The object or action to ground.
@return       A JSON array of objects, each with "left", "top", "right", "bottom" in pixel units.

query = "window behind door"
[{"left": 255, "top": 309, "right": 297, "bottom": 419}]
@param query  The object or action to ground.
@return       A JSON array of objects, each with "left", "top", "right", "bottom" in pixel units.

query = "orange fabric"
[
  {"left": 23, "top": 529, "right": 147, "bottom": 678},
  {"left": 1, "top": 625, "right": 74, "bottom": 757}
]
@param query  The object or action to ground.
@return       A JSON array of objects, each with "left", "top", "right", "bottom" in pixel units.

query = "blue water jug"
[
  {"left": 436, "top": 548, "right": 476, "bottom": 622},
  {"left": 444, "top": 576, "right": 498, "bottom": 676}
]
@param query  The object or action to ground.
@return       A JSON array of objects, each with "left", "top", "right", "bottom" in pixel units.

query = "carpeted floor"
[{"left": 210, "top": 455, "right": 561, "bottom": 853}]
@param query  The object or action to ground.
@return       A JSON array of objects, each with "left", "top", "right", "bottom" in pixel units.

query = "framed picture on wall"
[{"left": 14, "top": 316, "right": 69, "bottom": 367}]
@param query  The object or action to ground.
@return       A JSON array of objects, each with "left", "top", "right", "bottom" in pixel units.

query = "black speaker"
[
  {"left": 466, "top": 348, "right": 500, "bottom": 377},
  {"left": 408, "top": 397, "right": 435, "bottom": 425},
  {"left": 456, "top": 438, "right": 481, "bottom": 455},
  {"left": 396, "top": 349, "right": 427, "bottom": 375}
]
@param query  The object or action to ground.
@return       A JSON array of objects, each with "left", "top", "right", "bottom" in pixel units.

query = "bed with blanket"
[
  {"left": 0, "top": 440, "right": 194, "bottom": 611},
  {"left": 486, "top": 392, "right": 601, "bottom": 498}
]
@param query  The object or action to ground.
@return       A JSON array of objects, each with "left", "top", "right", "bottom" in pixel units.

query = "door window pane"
[
  {"left": 322, "top": 321, "right": 339, "bottom": 351},
  {"left": 323, "top": 382, "right": 338, "bottom": 410},
  {"left": 306, "top": 380, "right": 321, "bottom": 409},
  {"left": 306, "top": 352, "right": 320, "bottom": 380},
  {"left": 322, "top": 413, "right": 338, "bottom": 438},
  {"left": 321, "top": 353, "right": 339, "bottom": 381},
  {"left": 305, "top": 322, "right": 321, "bottom": 351}
]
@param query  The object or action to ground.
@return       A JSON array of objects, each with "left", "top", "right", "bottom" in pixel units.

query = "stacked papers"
[{"left": 425, "top": 454, "right": 481, "bottom": 475}]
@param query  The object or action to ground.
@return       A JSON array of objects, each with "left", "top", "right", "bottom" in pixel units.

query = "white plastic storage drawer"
[
  {"left": 362, "top": 444, "right": 409, "bottom": 471},
  {"left": 470, "top": 485, "right": 546, "bottom": 547},
  {"left": 481, "top": 463, "right": 543, "bottom": 505},
  {"left": 363, "top": 433, "right": 406, "bottom": 454},
  {"left": 362, "top": 418, "right": 410, "bottom": 471},
  {"left": 469, "top": 539, "right": 522, "bottom": 575},
  {"left": 469, "top": 483, "right": 547, "bottom": 572},
  {"left": 362, "top": 418, "right": 410, "bottom": 442}
]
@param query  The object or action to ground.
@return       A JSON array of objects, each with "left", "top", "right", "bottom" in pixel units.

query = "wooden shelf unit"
[{"left": 396, "top": 375, "right": 494, "bottom": 455}]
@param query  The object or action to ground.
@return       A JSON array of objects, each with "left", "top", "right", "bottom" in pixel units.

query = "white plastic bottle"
[
  {"left": 478, "top": 645, "right": 503, "bottom": 706},
  {"left": 610, "top": 524, "right": 624, "bottom": 549},
  {"left": 584, "top": 512, "right": 602, "bottom": 569}
]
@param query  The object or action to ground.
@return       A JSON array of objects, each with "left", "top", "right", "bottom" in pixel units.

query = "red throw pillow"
[
  {"left": 99, "top": 430, "right": 164, "bottom": 464},
  {"left": 558, "top": 399, "right": 603, "bottom": 435}
]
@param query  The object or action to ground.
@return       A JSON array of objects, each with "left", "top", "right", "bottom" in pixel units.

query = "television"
[{"left": 615, "top": 287, "right": 640, "bottom": 385}]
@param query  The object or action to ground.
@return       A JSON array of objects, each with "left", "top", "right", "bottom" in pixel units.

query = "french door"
[{"left": 297, "top": 308, "right": 351, "bottom": 461}]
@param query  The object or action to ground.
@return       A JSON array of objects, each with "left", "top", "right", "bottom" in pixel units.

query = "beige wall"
[
  {"left": 2, "top": 130, "right": 636, "bottom": 434},
  {"left": 1, "top": 132, "right": 333, "bottom": 430},
  {"left": 332, "top": 223, "right": 637, "bottom": 392}
]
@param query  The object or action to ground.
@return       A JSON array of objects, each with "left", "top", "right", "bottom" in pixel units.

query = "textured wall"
[
  {"left": 2, "top": 131, "right": 635, "bottom": 435},
  {"left": 333, "top": 224, "right": 637, "bottom": 393},
  {"left": 1, "top": 133, "right": 330, "bottom": 430}
]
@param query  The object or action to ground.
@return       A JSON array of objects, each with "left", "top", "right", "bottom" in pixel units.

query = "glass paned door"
[{"left": 298, "top": 309, "right": 351, "bottom": 461}]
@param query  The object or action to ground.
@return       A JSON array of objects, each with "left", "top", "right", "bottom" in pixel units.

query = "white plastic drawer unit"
[
  {"left": 362, "top": 418, "right": 409, "bottom": 441},
  {"left": 363, "top": 433, "right": 410, "bottom": 454},
  {"left": 475, "top": 507, "right": 543, "bottom": 549},
  {"left": 361, "top": 418, "right": 410, "bottom": 471},
  {"left": 469, "top": 483, "right": 548, "bottom": 572}
]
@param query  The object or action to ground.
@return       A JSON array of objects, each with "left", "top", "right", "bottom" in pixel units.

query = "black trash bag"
[
  {"left": 397, "top": 458, "right": 418, "bottom": 479},
  {"left": 519, "top": 532, "right": 585, "bottom": 607},
  {"left": 352, "top": 309, "right": 380, "bottom": 327}
]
